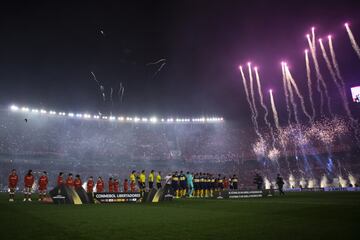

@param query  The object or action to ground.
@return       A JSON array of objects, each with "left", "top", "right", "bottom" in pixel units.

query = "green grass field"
[{"left": 0, "top": 192, "right": 359, "bottom": 240}]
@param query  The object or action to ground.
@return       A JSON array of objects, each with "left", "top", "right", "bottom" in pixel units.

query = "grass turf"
[{"left": 0, "top": 192, "right": 359, "bottom": 240}]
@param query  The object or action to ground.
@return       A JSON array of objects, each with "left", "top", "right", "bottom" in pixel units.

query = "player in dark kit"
[
  {"left": 8, "top": 169, "right": 18, "bottom": 202},
  {"left": 276, "top": 174, "right": 285, "bottom": 195},
  {"left": 179, "top": 171, "right": 187, "bottom": 197},
  {"left": 254, "top": 173, "right": 264, "bottom": 190},
  {"left": 24, "top": 169, "right": 35, "bottom": 202},
  {"left": 193, "top": 173, "right": 199, "bottom": 197},
  {"left": 231, "top": 175, "right": 238, "bottom": 190},
  {"left": 38, "top": 171, "right": 49, "bottom": 201},
  {"left": 172, "top": 171, "right": 180, "bottom": 198}
]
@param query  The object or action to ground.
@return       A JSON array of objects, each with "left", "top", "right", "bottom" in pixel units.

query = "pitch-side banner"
[
  {"left": 94, "top": 192, "right": 142, "bottom": 203},
  {"left": 213, "top": 190, "right": 265, "bottom": 199}
]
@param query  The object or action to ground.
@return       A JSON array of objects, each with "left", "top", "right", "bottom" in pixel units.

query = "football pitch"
[{"left": 0, "top": 192, "right": 359, "bottom": 240}]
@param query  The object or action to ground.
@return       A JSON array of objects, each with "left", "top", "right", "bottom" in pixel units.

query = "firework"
[
  {"left": 248, "top": 63, "right": 262, "bottom": 139},
  {"left": 269, "top": 89, "right": 280, "bottom": 130},
  {"left": 267, "top": 148, "right": 280, "bottom": 162},
  {"left": 320, "top": 174, "right": 329, "bottom": 188},
  {"left": 284, "top": 66, "right": 312, "bottom": 122},
  {"left": 345, "top": 23, "right": 360, "bottom": 59},
  {"left": 305, "top": 49, "right": 316, "bottom": 121},
  {"left": 338, "top": 176, "right": 348, "bottom": 188},
  {"left": 281, "top": 62, "right": 292, "bottom": 125},
  {"left": 253, "top": 138, "right": 267, "bottom": 157},
  {"left": 239, "top": 66, "right": 261, "bottom": 138},
  {"left": 307, "top": 32, "right": 332, "bottom": 116},
  {"left": 348, "top": 173, "right": 357, "bottom": 186},
  {"left": 255, "top": 67, "right": 275, "bottom": 147}
]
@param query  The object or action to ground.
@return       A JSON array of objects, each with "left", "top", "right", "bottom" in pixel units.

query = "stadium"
[{"left": 1, "top": 1, "right": 360, "bottom": 240}]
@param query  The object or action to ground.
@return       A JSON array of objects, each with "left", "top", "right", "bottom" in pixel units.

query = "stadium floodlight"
[
  {"left": 150, "top": 117, "right": 157, "bottom": 123},
  {"left": 118, "top": 116, "right": 124, "bottom": 121},
  {"left": 10, "top": 105, "right": 19, "bottom": 111},
  {"left": 134, "top": 117, "right": 140, "bottom": 122},
  {"left": 102, "top": 116, "right": 108, "bottom": 120},
  {"left": 126, "top": 117, "right": 132, "bottom": 121},
  {"left": 76, "top": 113, "right": 82, "bottom": 118},
  {"left": 161, "top": 118, "right": 165, "bottom": 122},
  {"left": 167, "top": 118, "right": 174, "bottom": 122},
  {"left": 32, "top": 109, "right": 39, "bottom": 113},
  {"left": 68, "top": 113, "right": 74, "bottom": 117},
  {"left": 109, "top": 116, "right": 115, "bottom": 121},
  {"left": 84, "top": 114, "right": 91, "bottom": 119},
  {"left": 93, "top": 115, "right": 99, "bottom": 119},
  {"left": 142, "top": 117, "right": 148, "bottom": 122},
  {"left": 21, "top": 107, "right": 29, "bottom": 112},
  {"left": 40, "top": 109, "right": 47, "bottom": 114}
]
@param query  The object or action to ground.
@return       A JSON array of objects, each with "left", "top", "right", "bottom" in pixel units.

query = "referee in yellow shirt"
[
  {"left": 156, "top": 171, "right": 162, "bottom": 189},
  {"left": 148, "top": 170, "right": 154, "bottom": 189},
  {"left": 139, "top": 170, "right": 146, "bottom": 193}
]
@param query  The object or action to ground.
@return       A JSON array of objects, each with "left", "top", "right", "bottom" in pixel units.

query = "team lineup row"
[{"left": 7, "top": 169, "right": 240, "bottom": 201}]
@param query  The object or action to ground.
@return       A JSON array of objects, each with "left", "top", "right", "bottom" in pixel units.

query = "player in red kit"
[
  {"left": 124, "top": 179, "right": 129, "bottom": 192},
  {"left": 74, "top": 175, "right": 82, "bottom": 189},
  {"left": 66, "top": 173, "right": 74, "bottom": 188},
  {"left": 108, "top": 177, "right": 114, "bottom": 192},
  {"left": 57, "top": 172, "right": 64, "bottom": 186},
  {"left": 8, "top": 169, "right": 18, "bottom": 202},
  {"left": 24, "top": 169, "right": 35, "bottom": 202},
  {"left": 87, "top": 176, "right": 94, "bottom": 193},
  {"left": 96, "top": 177, "right": 104, "bottom": 192},
  {"left": 113, "top": 178, "right": 119, "bottom": 192},
  {"left": 38, "top": 171, "right": 49, "bottom": 201}
]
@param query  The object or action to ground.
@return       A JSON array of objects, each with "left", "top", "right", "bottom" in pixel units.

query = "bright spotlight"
[
  {"left": 328, "top": 35, "right": 332, "bottom": 39},
  {"left": 10, "top": 105, "right": 19, "bottom": 111},
  {"left": 134, "top": 117, "right": 140, "bottom": 122},
  {"left": 344, "top": 22, "right": 349, "bottom": 27},
  {"left": 40, "top": 109, "right": 47, "bottom": 114},
  {"left": 21, "top": 107, "right": 29, "bottom": 112},
  {"left": 76, "top": 113, "right": 82, "bottom": 118},
  {"left": 118, "top": 116, "right": 124, "bottom": 121},
  {"left": 68, "top": 113, "right": 74, "bottom": 117},
  {"left": 238, "top": 65, "right": 242, "bottom": 70},
  {"left": 247, "top": 62, "right": 251, "bottom": 66},
  {"left": 32, "top": 109, "right": 39, "bottom": 113},
  {"left": 150, "top": 117, "right": 157, "bottom": 123},
  {"left": 318, "top": 38, "right": 322, "bottom": 42},
  {"left": 304, "top": 49, "right": 308, "bottom": 53},
  {"left": 306, "top": 34, "right": 310, "bottom": 38},
  {"left": 269, "top": 89, "right": 273, "bottom": 93}
]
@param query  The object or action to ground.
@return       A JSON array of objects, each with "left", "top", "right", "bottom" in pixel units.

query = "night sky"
[{"left": 0, "top": 0, "right": 359, "bottom": 126}]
